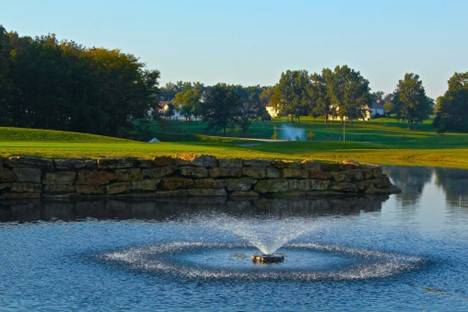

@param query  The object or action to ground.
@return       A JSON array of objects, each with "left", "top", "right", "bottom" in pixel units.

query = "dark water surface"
[{"left": 1, "top": 166, "right": 468, "bottom": 311}]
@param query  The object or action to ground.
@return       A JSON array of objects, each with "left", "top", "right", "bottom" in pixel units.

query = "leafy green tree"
[
  {"left": 159, "top": 81, "right": 193, "bottom": 101},
  {"left": 0, "top": 25, "right": 160, "bottom": 136},
  {"left": 232, "top": 85, "right": 268, "bottom": 135},
  {"left": 392, "top": 73, "right": 433, "bottom": 129},
  {"left": 172, "top": 83, "right": 204, "bottom": 121},
  {"left": 198, "top": 83, "right": 241, "bottom": 136},
  {"left": 276, "top": 70, "right": 312, "bottom": 121},
  {"left": 326, "top": 65, "right": 371, "bottom": 141},
  {"left": 259, "top": 85, "right": 280, "bottom": 118},
  {"left": 433, "top": 72, "right": 468, "bottom": 132},
  {"left": 0, "top": 26, "right": 13, "bottom": 124},
  {"left": 309, "top": 71, "right": 333, "bottom": 122}
]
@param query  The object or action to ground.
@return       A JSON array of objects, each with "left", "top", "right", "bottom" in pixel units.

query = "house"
[
  {"left": 157, "top": 101, "right": 200, "bottom": 121},
  {"left": 266, "top": 103, "right": 279, "bottom": 118},
  {"left": 157, "top": 101, "right": 183, "bottom": 120},
  {"left": 369, "top": 100, "right": 385, "bottom": 117}
]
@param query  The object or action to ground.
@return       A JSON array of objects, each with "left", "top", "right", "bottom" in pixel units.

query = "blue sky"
[{"left": 1, "top": 0, "right": 467, "bottom": 98}]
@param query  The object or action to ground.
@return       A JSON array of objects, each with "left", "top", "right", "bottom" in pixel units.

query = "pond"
[{"left": 1, "top": 166, "right": 468, "bottom": 311}]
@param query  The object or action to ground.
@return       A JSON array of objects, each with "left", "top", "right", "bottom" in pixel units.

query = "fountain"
[
  {"left": 198, "top": 213, "right": 328, "bottom": 265},
  {"left": 278, "top": 124, "right": 307, "bottom": 141},
  {"left": 93, "top": 197, "right": 423, "bottom": 282}
]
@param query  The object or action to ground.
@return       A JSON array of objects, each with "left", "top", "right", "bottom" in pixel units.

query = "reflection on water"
[
  {"left": 1, "top": 166, "right": 468, "bottom": 311},
  {"left": 434, "top": 168, "right": 468, "bottom": 208},
  {"left": 385, "top": 166, "right": 468, "bottom": 210},
  {"left": 0, "top": 196, "right": 386, "bottom": 222},
  {"left": 384, "top": 167, "right": 432, "bottom": 207}
]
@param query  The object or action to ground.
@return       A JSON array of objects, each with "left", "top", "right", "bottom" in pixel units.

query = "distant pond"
[{"left": 1, "top": 166, "right": 468, "bottom": 311}]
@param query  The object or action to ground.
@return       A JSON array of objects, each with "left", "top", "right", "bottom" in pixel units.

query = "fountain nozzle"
[{"left": 251, "top": 254, "right": 284, "bottom": 264}]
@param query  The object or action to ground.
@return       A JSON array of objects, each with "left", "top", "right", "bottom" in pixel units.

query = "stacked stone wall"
[{"left": 0, "top": 155, "right": 400, "bottom": 200}]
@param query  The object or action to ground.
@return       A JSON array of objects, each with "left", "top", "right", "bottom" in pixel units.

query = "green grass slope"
[{"left": 1, "top": 124, "right": 468, "bottom": 169}]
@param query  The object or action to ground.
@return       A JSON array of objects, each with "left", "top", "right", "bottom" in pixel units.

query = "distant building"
[
  {"left": 369, "top": 98, "right": 385, "bottom": 117},
  {"left": 266, "top": 104, "right": 279, "bottom": 118},
  {"left": 157, "top": 101, "right": 199, "bottom": 121}
]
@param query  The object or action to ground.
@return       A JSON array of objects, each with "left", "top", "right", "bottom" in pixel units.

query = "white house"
[{"left": 266, "top": 103, "right": 279, "bottom": 118}]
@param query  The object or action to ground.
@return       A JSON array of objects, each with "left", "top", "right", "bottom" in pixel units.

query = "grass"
[{"left": 1, "top": 119, "right": 468, "bottom": 169}]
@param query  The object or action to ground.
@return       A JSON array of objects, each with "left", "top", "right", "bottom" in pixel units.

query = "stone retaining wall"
[{"left": 0, "top": 155, "right": 400, "bottom": 200}]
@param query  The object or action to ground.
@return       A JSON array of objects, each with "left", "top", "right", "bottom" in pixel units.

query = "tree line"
[
  {"left": 159, "top": 82, "right": 270, "bottom": 135},
  {"left": 162, "top": 66, "right": 435, "bottom": 136},
  {"left": 1, "top": 25, "right": 466, "bottom": 137},
  {"left": 0, "top": 26, "right": 159, "bottom": 136}
]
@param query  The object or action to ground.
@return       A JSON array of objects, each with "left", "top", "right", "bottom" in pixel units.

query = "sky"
[{"left": 1, "top": 0, "right": 467, "bottom": 98}]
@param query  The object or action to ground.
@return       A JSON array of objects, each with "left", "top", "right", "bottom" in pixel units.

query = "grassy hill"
[{"left": 1, "top": 120, "right": 468, "bottom": 169}]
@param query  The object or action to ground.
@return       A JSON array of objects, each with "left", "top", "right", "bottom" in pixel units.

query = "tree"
[
  {"left": 276, "top": 70, "right": 312, "bottom": 121},
  {"left": 259, "top": 85, "right": 280, "bottom": 118},
  {"left": 0, "top": 26, "right": 13, "bottom": 124},
  {"left": 198, "top": 83, "right": 241, "bottom": 136},
  {"left": 433, "top": 72, "right": 468, "bottom": 132},
  {"left": 392, "top": 73, "right": 433, "bottom": 129},
  {"left": 326, "top": 65, "right": 371, "bottom": 141},
  {"left": 232, "top": 85, "right": 268, "bottom": 135},
  {"left": 0, "top": 25, "right": 160, "bottom": 136},
  {"left": 159, "top": 81, "right": 193, "bottom": 101},
  {"left": 172, "top": 83, "right": 204, "bottom": 121},
  {"left": 309, "top": 71, "right": 333, "bottom": 122}
]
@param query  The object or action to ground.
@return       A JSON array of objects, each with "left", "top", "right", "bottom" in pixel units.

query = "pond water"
[{"left": 1, "top": 166, "right": 468, "bottom": 311}]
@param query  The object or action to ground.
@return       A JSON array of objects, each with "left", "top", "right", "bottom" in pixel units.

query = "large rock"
[
  {"left": 114, "top": 168, "right": 143, "bottom": 182},
  {"left": 218, "top": 158, "right": 243, "bottom": 168},
  {"left": 191, "top": 155, "right": 217, "bottom": 167},
  {"left": 308, "top": 179, "right": 330, "bottom": 191},
  {"left": 301, "top": 160, "right": 321, "bottom": 170},
  {"left": 12, "top": 167, "right": 42, "bottom": 183},
  {"left": 135, "top": 159, "right": 154, "bottom": 168},
  {"left": 346, "top": 169, "right": 365, "bottom": 182},
  {"left": 142, "top": 166, "right": 175, "bottom": 179},
  {"left": 54, "top": 158, "right": 97, "bottom": 170},
  {"left": 242, "top": 167, "right": 266, "bottom": 178},
  {"left": 43, "top": 171, "right": 76, "bottom": 184},
  {"left": 243, "top": 159, "right": 273, "bottom": 168},
  {"left": 331, "top": 172, "right": 348, "bottom": 182},
  {"left": 6, "top": 156, "right": 54, "bottom": 170},
  {"left": 76, "top": 170, "right": 115, "bottom": 185},
  {"left": 308, "top": 170, "right": 333, "bottom": 180},
  {"left": 160, "top": 177, "right": 193, "bottom": 190},
  {"left": 330, "top": 182, "right": 358, "bottom": 193},
  {"left": 266, "top": 167, "right": 281, "bottom": 178},
  {"left": 193, "top": 178, "right": 225, "bottom": 189},
  {"left": 97, "top": 158, "right": 137, "bottom": 169},
  {"left": 209, "top": 167, "right": 243, "bottom": 178},
  {"left": 106, "top": 182, "right": 130, "bottom": 194},
  {"left": 179, "top": 166, "right": 208, "bottom": 178},
  {"left": 0, "top": 167, "right": 16, "bottom": 182},
  {"left": 282, "top": 168, "right": 308, "bottom": 178},
  {"left": 153, "top": 156, "right": 174, "bottom": 167},
  {"left": 130, "top": 179, "right": 159, "bottom": 192},
  {"left": 224, "top": 178, "right": 256, "bottom": 191},
  {"left": 287, "top": 179, "right": 310, "bottom": 191}
]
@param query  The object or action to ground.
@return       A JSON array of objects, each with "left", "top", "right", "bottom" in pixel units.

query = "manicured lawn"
[{"left": 1, "top": 121, "right": 468, "bottom": 169}]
